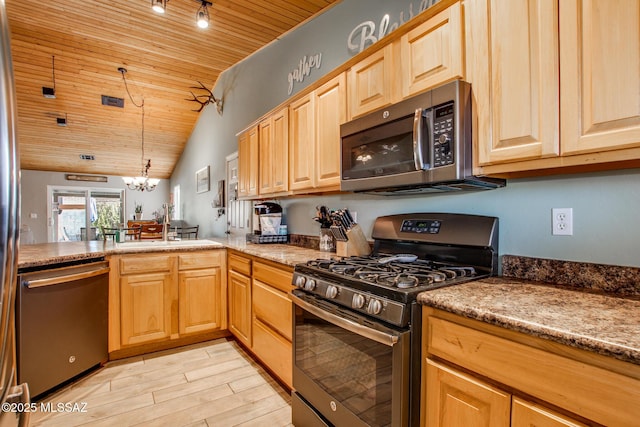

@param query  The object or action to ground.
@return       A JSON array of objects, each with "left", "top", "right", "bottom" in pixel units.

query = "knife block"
[{"left": 336, "top": 224, "right": 371, "bottom": 257}]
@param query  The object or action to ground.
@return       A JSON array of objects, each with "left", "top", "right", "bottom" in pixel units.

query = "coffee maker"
[{"left": 253, "top": 202, "right": 282, "bottom": 235}]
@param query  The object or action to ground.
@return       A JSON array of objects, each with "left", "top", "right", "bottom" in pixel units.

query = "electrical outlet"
[{"left": 552, "top": 208, "right": 573, "bottom": 236}]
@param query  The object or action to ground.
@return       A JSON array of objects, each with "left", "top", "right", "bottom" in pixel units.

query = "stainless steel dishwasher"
[{"left": 16, "top": 258, "right": 109, "bottom": 399}]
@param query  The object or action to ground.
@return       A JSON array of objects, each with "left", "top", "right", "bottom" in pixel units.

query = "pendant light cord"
[{"left": 120, "top": 69, "right": 146, "bottom": 175}]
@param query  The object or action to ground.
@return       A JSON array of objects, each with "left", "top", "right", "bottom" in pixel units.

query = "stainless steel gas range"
[{"left": 291, "top": 213, "right": 499, "bottom": 427}]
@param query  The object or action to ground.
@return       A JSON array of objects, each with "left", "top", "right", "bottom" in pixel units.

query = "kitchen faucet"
[{"left": 162, "top": 203, "right": 170, "bottom": 241}]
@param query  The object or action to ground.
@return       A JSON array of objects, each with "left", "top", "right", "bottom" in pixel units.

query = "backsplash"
[{"left": 502, "top": 255, "right": 640, "bottom": 297}]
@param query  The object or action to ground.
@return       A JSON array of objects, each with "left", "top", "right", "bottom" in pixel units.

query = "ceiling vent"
[{"left": 101, "top": 95, "right": 124, "bottom": 108}]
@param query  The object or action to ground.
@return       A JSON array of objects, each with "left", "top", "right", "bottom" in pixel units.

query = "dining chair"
[
  {"left": 101, "top": 227, "right": 118, "bottom": 242},
  {"left": 176, "top": 225, "right": 199, "bottom": 239},
  {"left": 140, "top": 223, "right": 163, "bottom": 240},
  {"left": 122, "top": 226, "right": 142, "bottom": 240}
]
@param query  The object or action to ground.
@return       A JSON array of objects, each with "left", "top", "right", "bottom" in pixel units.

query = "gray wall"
[
  {"left": 170, "top": 0, "right": 640, "bottom": 268},
  {"left": 21, "top": 170, "right": 170, "bottom": 243}
]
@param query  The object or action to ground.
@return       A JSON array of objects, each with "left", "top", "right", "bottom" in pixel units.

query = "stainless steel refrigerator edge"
[{"left": 0, "top": 0, "right": 30, "bottom": 425}]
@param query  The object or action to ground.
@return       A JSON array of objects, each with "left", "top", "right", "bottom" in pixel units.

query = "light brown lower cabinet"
[
  {"left": 227, "top": 251, "right": 253, "bottom": 348},
  {"left": 110, "top": 250, "right": 227, "bottom": 354},
  {"left": 226, "top": 251, "right": 294, "bottom": 388},
  {"left": 251, "top": 260, "right": 294, "bottom": 388},
  {"left": 422, "top": 307, "right": 640, "bottom": 427}
]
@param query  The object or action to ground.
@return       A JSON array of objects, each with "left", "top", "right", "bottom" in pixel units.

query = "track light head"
[
  {"left": 151, "top": 0, "right": 167, "bottom": 14},
  {"left": 196, "top": 1, "right": 211, "bottom": 29}
]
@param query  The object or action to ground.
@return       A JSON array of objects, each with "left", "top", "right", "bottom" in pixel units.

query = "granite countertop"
[
  {"left": 18, "top": 238, "right": 334, "bottom": 269},
  {"left": 417, "top": 277, "right": 640, "bottom": 366},
  {"left": 210, "top": 236, "right": 336, "bottom": 267}
]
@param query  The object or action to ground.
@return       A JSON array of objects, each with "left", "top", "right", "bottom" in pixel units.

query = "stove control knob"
[
  {"left": 352, "top": 294, "right": 366, "bottom": 309},
  {"left": 304, "top": 279, "right": 316, "bottom": 291},
  {"left": 326, "top": 285, "right": 338, "bottom": 299},
  {"left": 367, "top": 299, "right": 383, "bottom": 315},
  {"left": 294, "top": 276, "right": 306, "bottom": 288}
]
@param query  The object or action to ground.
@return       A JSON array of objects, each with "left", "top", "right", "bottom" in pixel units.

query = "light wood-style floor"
[{"left": 30, "top": 338, "right": 293, "bottom": 427}]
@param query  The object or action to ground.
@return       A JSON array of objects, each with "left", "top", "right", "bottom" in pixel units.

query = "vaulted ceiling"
[{"left": 5, "top": 0, "right": 339, "bottom": 179}]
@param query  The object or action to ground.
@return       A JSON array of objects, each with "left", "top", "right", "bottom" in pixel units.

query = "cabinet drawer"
[
  {"left": 426, "top": 316, "right": 640, "bottom": 427},
  {"left": 178, "top": 250, "right": 222, "bottom": 270},
  {"left": 253, "top": 261, "right": 293, "bottom": 293},
  {"left": 252, "top": 318, "right": 292, "bottom": 388},
  {"left": 253, "top": 279, "right": 292, "bottom": 340},
  {"left": 119, "top": 254, "right": 173, "bottom": 275},
  {"left": 229, "top": 253, "right": 251, "bottom": 276}
]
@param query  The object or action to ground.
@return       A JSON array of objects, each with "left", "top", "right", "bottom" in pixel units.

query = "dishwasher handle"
[{"left": 22, "top": 262, "right": 110, "bottom": 289}]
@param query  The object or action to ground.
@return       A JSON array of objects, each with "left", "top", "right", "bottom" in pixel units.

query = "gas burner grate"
[{"left": 305, "top": 255, "right": 478, "bottom": 289}]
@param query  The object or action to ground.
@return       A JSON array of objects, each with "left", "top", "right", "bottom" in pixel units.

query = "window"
[
  {"left": 48, "top": 186, "right": 124, "bottom": 242},
  {"left": 173, "top": 184, "right": 181, "bottom": 220}
]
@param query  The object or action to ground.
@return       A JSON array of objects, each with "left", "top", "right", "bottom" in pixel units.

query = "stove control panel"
[
  {"left": 292, "top": 271, "right": 407, "bottom": 326},
  {"left": 400, "top": 219, "right": 441, "bottom": 234}
]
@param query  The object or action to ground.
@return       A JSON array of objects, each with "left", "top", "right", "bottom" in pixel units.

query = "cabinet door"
[
  {"left": 401, "top": 1, "right": 464, "bottom": 98},
  {"left": 120, "top": 272, "right": 172, "bottom": 346},
  {"left": 348, "top": 44, "right": 395, "bottom": 119},
  {"left": 238, "top": 125, "right": 259, "bottom": 198},
  {"left": 512, "top": 398, "right": 588, "bottom": 427},
  {"left": 425, "top": 358, "right": 511, "bottom": 427},
  {"left": 560, "top": 0, "right": 640, "bottom": 155},
  {"left": 466, "top": 0, "right": 559, "bottom": 166},
  {"left": 228, "top": 270, "right": 252, "bottom": 348},
  {"left": 258, "top": 117, "right": 273, "bottom": 195},
  {"left": 178, "top": 267, "right": 222, "bottom": 335},
  {"left": 314, "top": 73, "right": 346, "bottom": 190},
  {"left": 289, "top": 94, "right": 315, "bottom": 191},
  {"left": 271, "top": 107, "right": 289, "bottom": 193}
]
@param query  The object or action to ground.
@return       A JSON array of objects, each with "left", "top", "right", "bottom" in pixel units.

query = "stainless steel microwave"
[{"left": 340, "top": 80, "right": 505, "bottom": 194}]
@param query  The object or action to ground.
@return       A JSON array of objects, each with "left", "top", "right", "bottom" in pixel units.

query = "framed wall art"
[{"left": 196, "top": 166, "right": 210, "bottom": 193}]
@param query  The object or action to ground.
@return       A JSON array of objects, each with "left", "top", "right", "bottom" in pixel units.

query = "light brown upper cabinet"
[
  {"left": 560, "top": 0, "right": 640, "bottom": 156},
  {"left": 289, "top": 93, "right": 315, "bottom": 191},
  {"left": 259, "top": 107, "right": 289, "bottom": 196},
  {"left": 314, "top": 73, "right": 346, "bottom": 190},
  {"left": 465, "top": 0, "right": 560, "bottom": 168},
  {"left": 400, "top": 1, "right": 464, "bottom": 98},
  {"left": 469, "top": 0, "right": 640, "bottom": 175},
  {"left": 348, "top": 45, "right": 396, "bottom": 119},
  {"left": 238, "top": 125, "right": 259, "bottom": 199},
  {"left": 290, "top": 73, "right": 346, "bottom": 192}
]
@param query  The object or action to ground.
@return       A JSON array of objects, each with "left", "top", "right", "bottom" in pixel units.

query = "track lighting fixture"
[
  {"left": 151, "top": 0, "right": 167, "bottom": 14},
  {"left": 150, "top": 0, "right": 212, "bottom": 29}
]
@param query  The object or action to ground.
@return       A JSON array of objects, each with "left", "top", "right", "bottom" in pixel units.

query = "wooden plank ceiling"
[{"left": 5, "top": 0, "right": 338, "bottom": 179}]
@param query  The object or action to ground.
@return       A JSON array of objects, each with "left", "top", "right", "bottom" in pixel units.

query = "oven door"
[{"left": 292, "top": 291, "right": 410, "bottom": 427}]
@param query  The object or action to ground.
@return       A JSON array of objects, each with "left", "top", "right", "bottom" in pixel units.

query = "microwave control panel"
[{"left": 432, "top": 102, "right": 455, "bottom": 167}]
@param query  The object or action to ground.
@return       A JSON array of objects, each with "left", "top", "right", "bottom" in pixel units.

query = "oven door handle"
[{"left": 292, "top": 294, "right": 399, "bottom": 347}]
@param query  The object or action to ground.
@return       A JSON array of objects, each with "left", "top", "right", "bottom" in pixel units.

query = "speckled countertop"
[
  {"left": 18, "top": 240, "right": 226, "bottom": 269},
  {"left": 417, "top": 277, "right": 640, "bottom": 365},
  {"left": 209, "top": 236, "right": 336, "bottom": 266},
  {"left": 17, "top": 237, "right": 334, "bottom": 270}
]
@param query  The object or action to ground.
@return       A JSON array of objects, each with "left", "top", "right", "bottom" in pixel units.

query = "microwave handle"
[{"left": 413, "top": 108, "right": 430, "bottom": 170}]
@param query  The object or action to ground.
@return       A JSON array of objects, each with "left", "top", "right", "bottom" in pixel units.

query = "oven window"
[{"left": 295, "top": 309, "right": 394, "bottom": 427}]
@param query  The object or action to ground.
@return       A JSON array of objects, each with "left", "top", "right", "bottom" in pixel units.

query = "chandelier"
[
  {"left": 151, "top": 0, "right": 213, "bottom": 29},
  {"left": 119, "top": 67, "right": 160, "bottom": 192}
]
